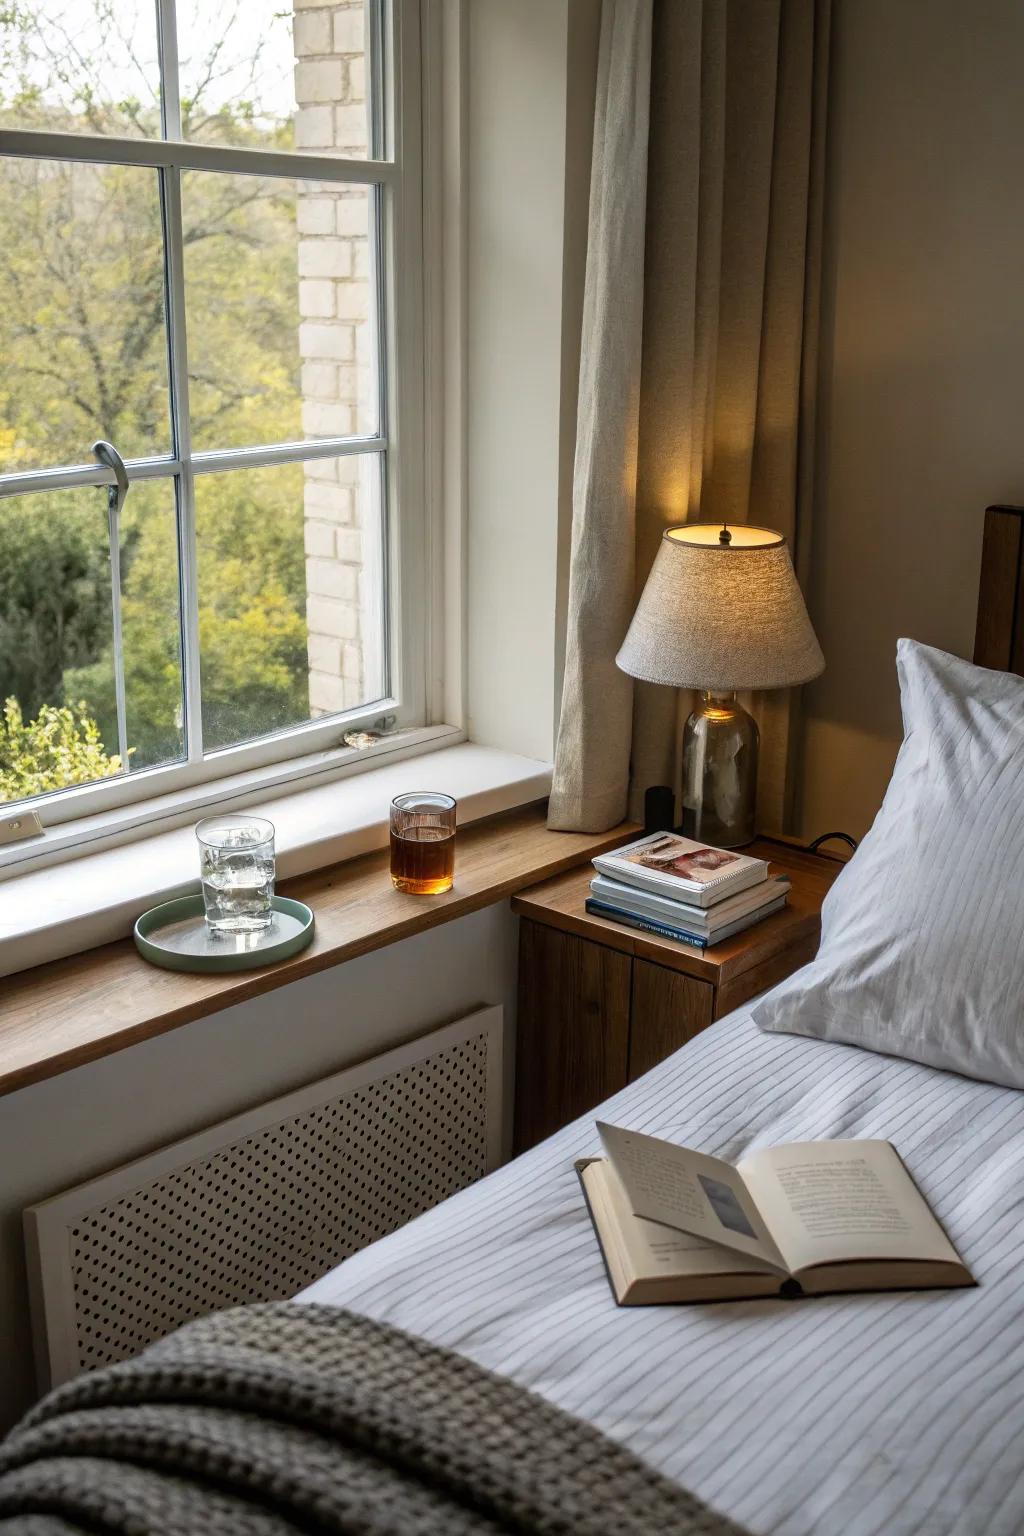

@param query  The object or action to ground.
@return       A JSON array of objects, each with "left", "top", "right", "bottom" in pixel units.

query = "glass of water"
[{"left": 196, "top": 815, "right": 276, "bottom": 935}]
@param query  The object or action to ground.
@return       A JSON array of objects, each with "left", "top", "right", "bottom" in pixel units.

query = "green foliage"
[
  {"left": 0, "top": 157, "right": 169, "bottom": 473},
  {"left": 63, "top": 467, "right": 310, "bottom": 761},
  {"left": 193, "top": 465, "right": 309, "bottom": 749},
  {"left": 182, "top": 173, "right": 303, "bottom": 452},
  {"left": 0, "top": 696, "right": 125, "bottom": 801},
  {"left": 61, "top": 482, "right": 183, "bottom": 770},
  {"left": 0, "top": 489, "right": 113, "bottom": 719}
]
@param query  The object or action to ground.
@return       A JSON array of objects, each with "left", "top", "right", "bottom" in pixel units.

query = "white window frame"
[{"left": 0, "top": 0, "right": 455, "bottom": 876}]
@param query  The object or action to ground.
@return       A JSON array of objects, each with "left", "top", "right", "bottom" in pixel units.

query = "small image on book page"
[{"left": 698, "top": 1174, "right": 758, "bottom": 1238}]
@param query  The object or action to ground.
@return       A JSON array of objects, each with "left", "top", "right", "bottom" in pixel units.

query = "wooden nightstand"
[{"left": 510, "top": 837, "right": 844, "bottom": 1153}]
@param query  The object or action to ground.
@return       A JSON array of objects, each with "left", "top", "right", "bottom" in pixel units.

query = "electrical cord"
[{"left": 805, "top": 831, "right": 859, "bottom": 856}]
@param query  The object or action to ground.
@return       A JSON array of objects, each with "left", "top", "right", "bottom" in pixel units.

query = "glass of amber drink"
[{"left": 390, "top": 792, "right": 456, "bottom": 894}]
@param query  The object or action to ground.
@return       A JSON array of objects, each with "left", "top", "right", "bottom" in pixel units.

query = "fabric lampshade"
[{"left": 616, "top": 524, "right": 824, "bottom": 692}]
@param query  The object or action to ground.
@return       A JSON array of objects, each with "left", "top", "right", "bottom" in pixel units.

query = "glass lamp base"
[{"left": 680, "top": 692, "right": 759, "bottom": 849}]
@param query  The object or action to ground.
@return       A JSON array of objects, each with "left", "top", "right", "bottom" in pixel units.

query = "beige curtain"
[{"left": 549, "top": 0, "right": 830, "bottom": 834}]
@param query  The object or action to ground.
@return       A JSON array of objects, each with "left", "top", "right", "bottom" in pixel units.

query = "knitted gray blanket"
[{"left": 0, "top": 1303, "right": 747, "bottom": 1536}]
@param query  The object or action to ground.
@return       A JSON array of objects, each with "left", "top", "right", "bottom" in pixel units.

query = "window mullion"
[
  {"left": 0, "top": 457, "right": 183, "bottom": 499},
  {"left": 0, "top": 130, "right": 397, "bottom": 187},
  {"left": 156, "top": 0, "right": 183, "bottom": 141},
  {"left": 161, "top": 163, "right": 204, "bottom": 766},
  {"left": 369, "top": 0, "right": 387, "bottom": 160},
  {"left": 192, "top": 436, "right": 387, "bottom": 477}
]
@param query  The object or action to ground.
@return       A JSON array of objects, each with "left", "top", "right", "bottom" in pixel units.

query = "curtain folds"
[
  {"left": 546, "top": 0, "right": 654, "bottom": 834},
  {"left": 549, "top": 0, "right": 831, "bottom": 835}
]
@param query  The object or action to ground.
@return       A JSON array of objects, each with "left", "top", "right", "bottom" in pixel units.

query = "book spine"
[{"left": 585, "top": 900, "right": 709, "bottom": 949}]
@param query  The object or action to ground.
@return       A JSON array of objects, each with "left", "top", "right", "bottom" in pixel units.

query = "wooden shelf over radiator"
[{"left": 0, "top": 805, "right": 637, "bottom": 1099}]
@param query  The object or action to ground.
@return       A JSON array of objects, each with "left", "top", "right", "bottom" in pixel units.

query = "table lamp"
[{"left": 616, "top": 523, "right": 824, "bottom": 848}]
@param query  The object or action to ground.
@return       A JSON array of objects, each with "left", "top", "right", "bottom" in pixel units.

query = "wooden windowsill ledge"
[{"left": 0, "top": 805, "right": 636, "bottom": 1099}]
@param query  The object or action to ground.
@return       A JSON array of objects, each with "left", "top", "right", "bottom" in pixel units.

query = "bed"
[{"left": 300, "top": 1004, "right": 1024, "bottom": 1536}]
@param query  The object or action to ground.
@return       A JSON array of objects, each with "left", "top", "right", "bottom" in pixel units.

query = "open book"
[{"left": 579, "top": 1123, "right": 974, "bottom": 1305}]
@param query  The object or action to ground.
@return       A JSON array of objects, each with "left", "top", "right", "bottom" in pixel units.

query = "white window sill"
[{"left": 0, "top": 743, "right": 552, "bottom": 980}]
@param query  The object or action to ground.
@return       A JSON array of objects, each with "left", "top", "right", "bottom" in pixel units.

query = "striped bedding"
[{"left": 300, "top": 1005, "right": 1024, "bottom": 1536}]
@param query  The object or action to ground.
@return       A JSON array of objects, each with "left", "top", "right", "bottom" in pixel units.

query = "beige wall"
[{"left": 795, "top": 0, "right": 1024, "bottom": 840}]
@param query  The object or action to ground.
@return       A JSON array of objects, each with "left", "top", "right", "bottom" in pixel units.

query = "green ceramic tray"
[{"left": 134, "top": 893, "right": 315, "bottom": 974}]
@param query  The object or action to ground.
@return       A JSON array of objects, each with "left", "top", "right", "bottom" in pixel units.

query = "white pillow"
[{"left": 754, "top": 639, "right": 1024, "bottom": 1088}]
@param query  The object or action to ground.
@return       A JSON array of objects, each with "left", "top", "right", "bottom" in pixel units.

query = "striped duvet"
[{"left": 301, "top": 1006, "right": 1024, "bottom": 1536}]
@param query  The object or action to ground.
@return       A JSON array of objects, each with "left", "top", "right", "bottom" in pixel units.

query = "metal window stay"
[{"left": 91, "top": 441, "right": 130, "bottom": 770}]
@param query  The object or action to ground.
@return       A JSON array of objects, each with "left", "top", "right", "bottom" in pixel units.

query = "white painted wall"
[
  {"left": 0, "top": 903, "right": 518, "bottom": 1429},
  {"left": 796, "top": 0, "right": 1024, "bottom": 839},
  {"left": 464, "top": 0, "right": 599, "bottom": 762}
]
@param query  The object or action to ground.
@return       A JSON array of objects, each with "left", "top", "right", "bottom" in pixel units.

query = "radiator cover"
[{"left": 25, "top": 1007, "right": 503, "bottom": 1390}]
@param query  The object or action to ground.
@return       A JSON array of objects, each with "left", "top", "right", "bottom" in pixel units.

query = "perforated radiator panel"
[{"left": 25, "top": 1009, "right": 503, "bottom": 1388}]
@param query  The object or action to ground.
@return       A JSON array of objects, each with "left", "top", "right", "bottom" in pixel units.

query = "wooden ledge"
[{"left": 0, "top": 806, "right": 637, "bottom": 1099}]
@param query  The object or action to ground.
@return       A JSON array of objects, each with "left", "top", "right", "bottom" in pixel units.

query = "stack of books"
[{"left": 587, "top": 831, "right": 789, "bottom": 950}]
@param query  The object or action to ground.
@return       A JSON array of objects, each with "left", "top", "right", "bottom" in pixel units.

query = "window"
[{"left": 0, "top": 0, "right": 430, "bottom": 834}]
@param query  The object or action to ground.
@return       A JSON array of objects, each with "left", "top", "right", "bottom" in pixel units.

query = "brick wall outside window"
[{"left": 293, "top": 1, "right": 380, "bottom": 717}]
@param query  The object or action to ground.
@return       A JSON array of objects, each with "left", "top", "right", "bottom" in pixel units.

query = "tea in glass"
[{"left": 390, "top": 792, "right": 456, "bottom": 894}]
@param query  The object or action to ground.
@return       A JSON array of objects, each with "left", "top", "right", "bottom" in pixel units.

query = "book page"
[
  {"left": 739, "top": 1139, "right": 964, "bottom": 1275},
  {"left": 596, "top": 1123, "right": 788, "bottom": 1273},
  {"left": 585, "top": 1159, "right": 780, "bottom": 1281}
]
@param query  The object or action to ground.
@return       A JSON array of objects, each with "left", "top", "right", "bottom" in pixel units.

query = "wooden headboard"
[{"left": 974, "top": 504, "right": 1024, "bottom": 677}]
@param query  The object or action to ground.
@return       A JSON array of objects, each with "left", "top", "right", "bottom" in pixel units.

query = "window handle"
[{"left": 92, "top": 441, "right": 130, "bottom": 770}]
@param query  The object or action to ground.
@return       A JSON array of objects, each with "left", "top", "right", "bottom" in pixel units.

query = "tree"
[{"left": 0, "top": 155, "right": 169, "bottom": 473}]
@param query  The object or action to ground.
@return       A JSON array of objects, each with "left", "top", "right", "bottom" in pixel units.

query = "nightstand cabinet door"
[
  {"left": 513, "top": 920, "right": 631, "bottom": 1154},
  {"left": 628, "top": 961, "right": 713, "bottom": 1082}
]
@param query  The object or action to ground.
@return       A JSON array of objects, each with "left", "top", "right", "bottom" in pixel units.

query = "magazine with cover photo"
[{"left": 593, "top": 831, "right": 768, "bottom": 908}]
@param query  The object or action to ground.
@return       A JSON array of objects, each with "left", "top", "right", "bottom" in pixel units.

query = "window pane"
[
  {"left": 176, "top": 0, "right": 372, "bottom": 158},
  {"left": 0, "top": 156, "right": 171, "bottom": 474},
  {"left": 116, "top": 481, "right": 186, "bottom": 772},
  {"left": 196, "top": 455, "right": 385, "bottom": 753},
  {"left": 0, "top": 480, "right": 184, "bottom": 805},
  {"left": 0, "top": 0, "right": 161, "bottom": 138},
  {"left": 182, "top": 172, "right": 378, "bottom": 452}
]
